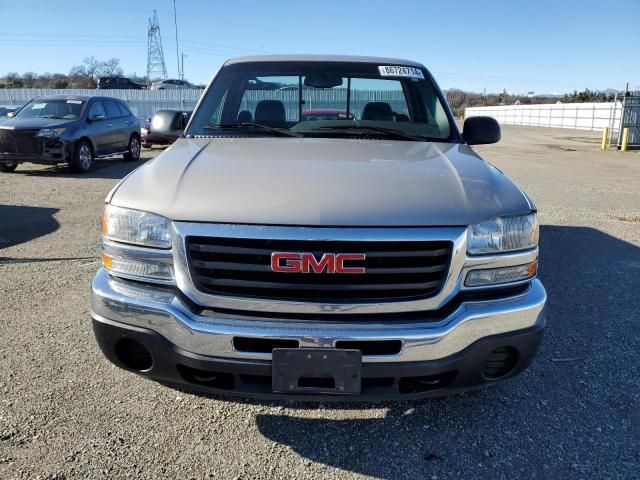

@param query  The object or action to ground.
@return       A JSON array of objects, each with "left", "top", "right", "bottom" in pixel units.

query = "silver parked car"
[
  {"left": 92, "top": 55, "right": 546, "bottom": 400},
  {"left": 150, "top": 79, "right": 201, "bottom": 90}
]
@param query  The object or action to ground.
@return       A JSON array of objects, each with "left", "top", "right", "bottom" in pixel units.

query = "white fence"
[
  {"left": 0, "top": 88, "right": 204, "bottom": 118},
  {"left": 1, "top": 89, "right": 627, "bottom": 135},
  {"left": 464, "top": 102, "right": 622, "bottom": 132},
  {"left": 0, "top": 87, "right": 412, "bottom": 120}
]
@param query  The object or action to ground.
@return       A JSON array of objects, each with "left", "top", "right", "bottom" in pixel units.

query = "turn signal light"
[
  {"left": 102, "top": 252, "right": 174, "bottom": 283},
  {"left": 465, "top": 261, "right": 538, "bottom": 287},
  {"left": 102, "top": 253, "right": 112, "bottom": 269}
]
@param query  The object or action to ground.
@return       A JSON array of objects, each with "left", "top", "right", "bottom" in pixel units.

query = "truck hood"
[
  {"left": 109, "top": 137, "right": 532, "bottom": 226},
  {"left": 0, "top": 117, "right": 77, "bottom": 130}
]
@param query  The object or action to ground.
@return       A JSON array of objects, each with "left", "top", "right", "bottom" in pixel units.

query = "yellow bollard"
[
  {"left": 621, "top": 128, "right": 629, "bottom": 152},
  {"left": 601, "top": 127, "right": 609, "bottom": 150}
]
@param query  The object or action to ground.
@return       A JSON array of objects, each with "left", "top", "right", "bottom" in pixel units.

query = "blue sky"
[{"left": 1, "top": 0, "right": 638, "bottom": 94}]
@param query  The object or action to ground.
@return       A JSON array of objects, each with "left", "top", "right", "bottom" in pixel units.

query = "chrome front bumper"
[{"left": 91, "top": 268, "right": 547, "bottom": 364}]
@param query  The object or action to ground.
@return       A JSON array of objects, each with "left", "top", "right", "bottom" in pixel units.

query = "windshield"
[
  {"left": 187, "top": 62, "right": 458, "bottom": 142},
  {"left": 15, "top": 99, "right": 85, "bottom": 120}
]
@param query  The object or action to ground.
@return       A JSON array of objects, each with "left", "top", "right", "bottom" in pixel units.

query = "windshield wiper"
[
  {"left": 312, "top": 124, "right": 433, "bottom": 142},
  {"left": 202, "top": 123, "right": 300, "bottom": 138}
]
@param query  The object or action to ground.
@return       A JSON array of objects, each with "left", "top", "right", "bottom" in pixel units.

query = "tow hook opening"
[
  {"left": 481, "top": 346, "right": 520, "bottom": 379},
  {"left": 177, "top": 365, "right": 235, "bottom": 390},
  {"left": 114, "top": 338, "right": 153, "bottom": 372},
  {"left": 398, "top": 371, "right": 456, "bottom": 394}
]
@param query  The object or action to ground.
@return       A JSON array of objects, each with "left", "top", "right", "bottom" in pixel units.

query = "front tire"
[
  {"left": 123, "top": 135, "right": 141, "bottom": 161},
  {"left": 0, "top": 163, "right": 18, "bottom": 172},
  {"left": 69, "top": 141, "right": 93, "bottom": 173}
]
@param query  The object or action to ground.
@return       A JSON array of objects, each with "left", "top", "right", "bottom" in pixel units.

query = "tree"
[
  {"left": 101, "top": 58, "right": 123, "bottom": 77},
  {"left": 82, "top": 56, "right": 102, "bottom": 80},
  {"left": 68, "top": 56, "right": 124, "bottom": 88},
  {"left": 51, "top": 73, "right": 69, "bottom": 89},
  {"left": 4, "top": 72, "right": 23, "bottom": 88},
  {"left": 36, "top": 73, "right": 54, "bottom": 88},
  {"left": 560, "top": 88, "right": 612, "bottom": 104},
  {"left": 0, "top": 57, "right": 130, "bottom": 88},
  {"left": 22, "top": 72, "right": 37, "bottom": 88},
  {"left": 68, "top": 64, "right": 95, "bottom": 88},
  {"left": 68, "top": 57, "right": 102, "bottom": 88}
]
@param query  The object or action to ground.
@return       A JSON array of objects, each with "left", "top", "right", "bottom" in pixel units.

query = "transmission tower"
[{"left": 147, "top": 10, "right": 168, "bottom": 82}]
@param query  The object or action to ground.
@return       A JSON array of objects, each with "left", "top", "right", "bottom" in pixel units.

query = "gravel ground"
[{"left": 1, "top": 129, "right": 639, "bottom": 479}]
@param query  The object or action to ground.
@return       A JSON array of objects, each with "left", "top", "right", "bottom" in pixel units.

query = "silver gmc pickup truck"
[{"left": 91, "top": 55, "right": 546, "bottom": 400}]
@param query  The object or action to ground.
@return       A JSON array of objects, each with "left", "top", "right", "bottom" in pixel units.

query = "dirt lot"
[{"left": 1, "top": 127, "right": 639, "bottom": 480}]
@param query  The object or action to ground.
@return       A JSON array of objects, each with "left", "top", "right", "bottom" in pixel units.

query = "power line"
[
  {"left": 0, "top": 33, "right": 142, "bottom": 38},
  {"left": 0, "top": 34, "right": 271, "bottom": 54}
]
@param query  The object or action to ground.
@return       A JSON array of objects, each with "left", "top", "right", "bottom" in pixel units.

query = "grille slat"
[
  {"left": 190, "top": 243, "right": 449, "bottom": 258},
  {"left": 192, "top": 259, "right": 447, "bottom": 275},
  {"left": 197, "top": 277, "right": 443, "bottom": 291},
  {"left": 365, "top": 249, "right": 450, "bottom": 258},
  {"left": 190, "top": 244, "right": 276, "bottom": 256},
  {"left": 187, "top": 236, "right": 452, "bottom": 302},
  {"left": 192, "top": 260, "right": 273, "bottom": 272}
]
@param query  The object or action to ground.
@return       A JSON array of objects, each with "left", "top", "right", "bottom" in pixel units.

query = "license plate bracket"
[{"left": 272, "top": 348, "right": 362, "bottom": 395}]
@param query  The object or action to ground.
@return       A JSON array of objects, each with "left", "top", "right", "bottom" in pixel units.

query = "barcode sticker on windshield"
[
  {"left": 66, "top": 100, "right": 83, "bottom": 104},
  {"left": 31, "top": 103, "right": 46, "bottom": 109},
  {"left": 378, "top": 66, "right": 424, "bottom": 79}
]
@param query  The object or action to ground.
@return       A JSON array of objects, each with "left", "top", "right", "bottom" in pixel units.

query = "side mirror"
[
  {"left": 6, "top": 111, "right": 14, "bottom": 118},
  {"left": 88, "top": 114, "right": 105, "bottom": 123},
  {"left": 463, "top": 116, "right": 501, "bottom": 145}
]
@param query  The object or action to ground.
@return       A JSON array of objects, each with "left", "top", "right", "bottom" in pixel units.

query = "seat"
[
  {"left": 254, "top": 100, "right": 285, "bottom": 126},
  {"left": 361, "top": 102, "right": 394, "bottom": 121},
  {"left": 237, "top": 110, "right": 253, "bottom": 123}
]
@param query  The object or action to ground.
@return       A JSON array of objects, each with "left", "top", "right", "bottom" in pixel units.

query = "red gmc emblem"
[{"left": 271, "top": 252, "right": 366, "bottom": 274}]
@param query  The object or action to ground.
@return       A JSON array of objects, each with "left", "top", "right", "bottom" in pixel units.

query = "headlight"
[
  {"left": 101, "top": 205, "right": 174, "bottom": 284},
  {"left": 36, "top": 127, "right": 65, "bottom": 137},
  {"left": 102, "top": 205, "right": 172, "bottom": 248},
  {"left": 151, "top": 116, "right": 164, "bottom": 130},
  {"left": 467, "top": 213, "right": 538, "bottom": 254}
]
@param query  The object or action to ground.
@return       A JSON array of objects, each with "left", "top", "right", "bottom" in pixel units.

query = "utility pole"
[{"left": 173, "top": 0, "right": 181, "bottom": 79}]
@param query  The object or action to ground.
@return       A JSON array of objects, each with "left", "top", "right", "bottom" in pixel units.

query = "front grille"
[
  {"left": 0, "top": 129, "right": 42, "bottom": 155},
  {"left": 186, "top": 236, "right": 452, "bottom": 302}
]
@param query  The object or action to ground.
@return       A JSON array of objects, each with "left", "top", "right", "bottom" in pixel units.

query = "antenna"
[{"left": 147, "top": 10, "right": 168, "bottom": 83}]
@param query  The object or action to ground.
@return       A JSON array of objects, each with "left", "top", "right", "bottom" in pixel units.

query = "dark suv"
[
  {"left": 97, "top": 77, "right": 146, "bottom": 90},
  {"left": 0, "top": 95, "right": 141, "bottom": 173}
]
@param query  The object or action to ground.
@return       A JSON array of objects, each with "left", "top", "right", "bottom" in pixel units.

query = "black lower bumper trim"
[
  {"left": 0, "top": 141, "right": 68, "bottom": 164},
  {"left": 0, "top": 153, "right": 65, "bottom": 164},
  {"left": 92, "top": 318, "right": 543, "bottom": 401}
]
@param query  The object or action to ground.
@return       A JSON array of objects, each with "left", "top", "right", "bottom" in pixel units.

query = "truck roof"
[{"left": 224, "top": 54, "right": 424, "bottom": 68}]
